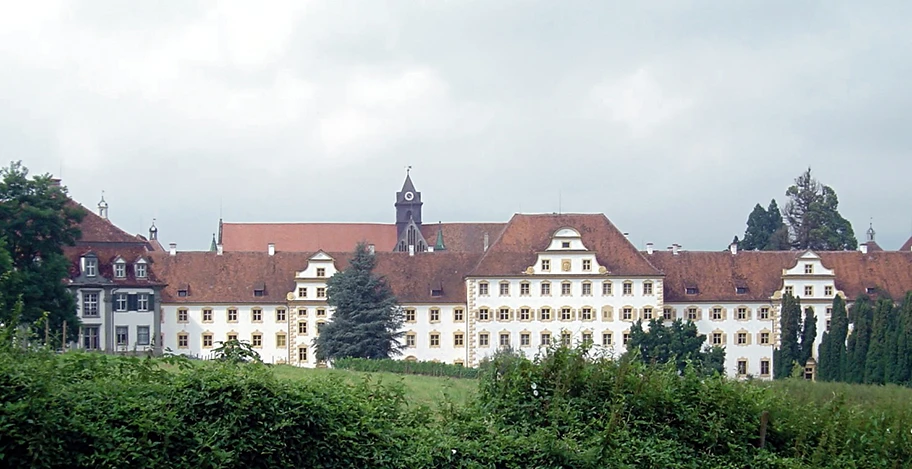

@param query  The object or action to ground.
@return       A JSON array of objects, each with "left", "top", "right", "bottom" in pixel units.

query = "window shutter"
[
  {"left": 148, "top": 293, "right": 155, "bottom": 309},
  {"left": 128, "top": 294, "right": 138, "bottom": 311}
]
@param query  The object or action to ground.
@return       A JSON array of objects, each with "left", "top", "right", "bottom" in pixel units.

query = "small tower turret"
[{"left": 97, "top": 192, "right": 109, "bottom": 220}]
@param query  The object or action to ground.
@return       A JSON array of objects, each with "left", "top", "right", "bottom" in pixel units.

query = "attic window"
[
  {"left": 866, "top": 287, "right": 875, "bottom": 294},
  {"left": 114, "top": 262, "right": 126, "bottom": 278},
  {"left": 561, "top": 241, "right": 570, "bottom": 249},
  {"left": 135, "top": 262, "right": 147, "bottom": 279},
  {"left": 431, "top": 288, "right": 444, "bottom": 297},
  {"left": 84, "top": 258, "right": 97, "bottom": 277},
  {"left": 685, "top": 287, "right": 699, "bottom": 295},
  {"left": 736, "top": 286, "right": 749, "bottom": 295},
  {"left": 254, "top": 289, "right": 265, "bottom": 297},
  {"left": 178, "top": 290, "right": 188, "bottom": 298}
]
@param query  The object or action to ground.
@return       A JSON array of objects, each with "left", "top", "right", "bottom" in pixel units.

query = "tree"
[
  {"left": 625, "top": 318, "right": 725, "bottom": 375},
  {"left": 894, "top": 293, "right": 912, "bottom": 385},
  {"left": 845, "top": 295, "right": 873, "bottom": 383},
  {"left": 739, "top": 199, "right": 789, "bottom": 251},
  {"left": 314, "top": 242, "right": 404, "bottom": 362},
  {"left": 0, "top": 161, "right": 85, "bottom": 340},
  {"left": 784, "top": 168, "right": 857, "bottom": 251},
  {"left": 774, "top": 293, "right": 802, "bottom": 379},
  {"left": 817, "top": 295, "right": 849, "bottom": 382},
  {"left": 798, "top": 306, "right": 817, "bottom": 368},
  {"left": 864, "top": 297, "right": 895, "bottom": 385}
]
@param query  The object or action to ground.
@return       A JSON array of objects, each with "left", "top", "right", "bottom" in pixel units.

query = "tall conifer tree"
[
  {"left": 798, "top": 306, "right": 817, "bottom": 368},
  {"left": 894, "top": 292, "right": 912, "bottom": 385},
  {"left": 845, "top": 296, "right": 873, "bottom": 383},
  {"left": 774, "top": 293, "right": 802, "bottom": 379},
  {"left": 817, "top": 295, "right": 848, "bottom": 382},
  {"left": 864, "top": 297, "right": 895, "bottom": 385}
]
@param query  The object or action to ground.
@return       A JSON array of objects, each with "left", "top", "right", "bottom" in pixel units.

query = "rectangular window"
[
  {"left": 759, "top": 307, "right": 770, "bottom": 320},
  {"left": 430, "top": 309, "right": 440, "bottom": 322},
  {"left": 430, "top": 333, "right": 440, "bottom": 347},
  {"left": 561, "top": 241, "right": 570, "bottom": 248},
  {"left": 520, "top": 333, "right": 530, "bottom": 346},
  {"left": 298, "top": 308, "right": 307, "bottom": 317},
  {"left": 622, "top": 333, "right": 630, "bottom": 345},
  {"left": 479, "top": 283, "right": 489, "bottom": 296},
  {"left": 582, "top": 283, "right": 591, "bottom": 296},
  {"left": 228, "top": 309, "right": 238, "bottom": 322},
  {"left": 541, "top": 283, "right": 551, "bottom": 295},
  {"left": 582, "top": 332, "right": 593, "bottom": 344},
  {"left": 114, "top": 263, "right": 125, "bottom": 278},
  {"left": 178, "top": 334, "right": 189, "bottom": 348},
  {"left": 116, "top": 326, "right": 128, "bottom": 346},
  {"left": 253, "top": 289, "right": 265, "bottom": 298},
  {"left": 316, "top": 288, "right": 326, "bottom": 298},
  {"left": 298, "top": 322, "right": 307, "bottom": 334},
  {"left": 642, "top": 307, "right": 653, "bottom": 320},
  {"left": 478, "top": 308, "right": 489, "bottom": 321},
  {"left": 561, "top": 308, "right": 572, "bottom": 321},
  {"left": 622, "top": 282, "right": 632, "bottom": 295},
  {"left": 520, "top": 283, "right": 530, "bottom": 295},
  {"left": 454, "top": 309, "right": 464, "bottom": 322},
  {"left": 82, "top": 292, "right": 99, "bottom": 317},
  {"left": 252, "top": 334, "right": 262, "bottom": 347},
  {"left": 541, "top": 259, "right": 550, "bottom": 271},
  {"left": 711, "top": 308, "right": 722, "bottom": 320},
  {"left": 115, "top": 293, "right": 127, "bottom": 312},
  {"left": 622, "top": 308, "right": 633, "bottom": 321},
  {"left": 316, "top": 322, "right": 324, "bottom": 333},
  {"left": 85, "top": 259, "right": 97, "bottom": 277},
  {"left": 137, "top": 294, "right": 149, "bottom": 312},
  {"left": 712, "top": 332, "right": 723, "bottom": 345},
  {"left": 82, "top": 326, "right": 100, "bottom": 350},
  {"left": 685, "top": 287, "right": 698, "bottom": 295},
  {"left": 760, "top": 359, "right": 770, "bottom": 376},
  {"left": 825, "top": 285, "right": 833, "bottom": 296},
  {"left": 203, "top": 309, "right": 213, "bottom": 322},
  {"left": 540, "top": 307, "right": 551, "bottom": 321},
  {"left": 602, "top": 282, "right": 612, "bottom": 295},
  {"left": 643, "top": 282, "right": 653, "bottom": 295},
  {"left": 804, "top": 286, "right": 813, "bottom": 297},
  {"left": 737, "top": 332, "right": 747, "bottom": 345},
  {"left": 561, "top": 332, "right": 571, "bottom": 346},
  {"left": 299, "top": 347, "right": 308, "bottom": 361},
  {"left": 520, "top": 308, "right": 531, "bottom": 321},
  {"left": 276, "top": 308, "right": 286, "bottom": 322},
  {"left": 135, "top": 263, "right": 147, "bottom": 278},
  {"left": 581, "top": 307, "right": 592, "bottom": 320},
  {"left": 479, "top": 333, "right": 489, "bottom": 347},
  {"left": 178, "top": 309, "right": 188, "bottom": 322},
  {"left": 136, "top": 326, "right": 150, "bottom": 346},
  {"left": 760, "top": 332, "right": 770, "bottom": 345},
  {"left": 561, "top": 283, "right": 571, "bottom": 296},
  {"left": 540, "top": 333, "right": 551, "bottom": 345},
  {"left": 317, "top": 308, "right": 326, "bottom": 317},
  {"left": 499, "top": 283, "right": 509, "bottom": 296},
  {"left": 663, "top": 308, "right": 674, "bottom": 321},
  {"left": 454, "top": 333, "right": 464, "bottom": 347},
  {"left": 276, "top": 334, "right": 286, "bottom": 347},
  {"left": 298, "top": 287, "right": 307, "bottom": 298},
  {"left": 316, "top": 267, "right": 326, "bottom": 277},
  {"left": 499, "top": 308, "right": 510, "bottom": 321},
  {"left": 687, "top": 307, "right": 698, "bottom": 320},
  {"left": 582, "top": 259, "right": 591, "bottom": 271},
  {"left": 203, "top": 334, "right": 213, "bottom": 348},
  {"left": 804, "top": 264, "right": 813, "bottom": 274},
  {"left": 227, "top": 333, "right": 238, "bottom": 342},
  {"left": 785, "top": 286, "right": 793, "bottom": 296},
  {"left": 602, "top": 332, "right": 612, "bottom": 346},
  {"left": 737, "top": 307, "right": 748, "bottom": 320},
  {"left": 406, "top": 334, "right": 416, "bottom": 348},
  {"left": 737, "top": 360, "right": 747, "bottom": 376},
  {"left": 736, "top": 286, "right": 748, "bottom": 295}
]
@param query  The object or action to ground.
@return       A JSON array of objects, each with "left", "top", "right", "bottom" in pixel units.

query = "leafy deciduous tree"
[{"left": 626, "top": 318, "right": 726, "bottom": 375}]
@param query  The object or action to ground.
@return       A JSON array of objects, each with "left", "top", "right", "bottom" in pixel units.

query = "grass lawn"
[{"left": 270, "top": 365, "right": 477, "bottom": 408}]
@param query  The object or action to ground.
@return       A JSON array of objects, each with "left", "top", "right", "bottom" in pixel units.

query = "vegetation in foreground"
[{"left": 2, "top": 340, "right": 911, "bottom": 469}]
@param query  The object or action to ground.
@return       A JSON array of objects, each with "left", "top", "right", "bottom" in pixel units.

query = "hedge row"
[{"left": 333, "top": 357, "right": 479, "bottom": 378}]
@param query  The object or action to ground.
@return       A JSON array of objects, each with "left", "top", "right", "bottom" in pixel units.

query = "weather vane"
[{"left": 406, "top": 165, "right": 412, "bottom": 175}]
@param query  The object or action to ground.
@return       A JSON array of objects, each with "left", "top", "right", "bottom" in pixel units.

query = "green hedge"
[
  {"left": 333, "top": 357, "right": 479, "bottom": 378},
  {"left": 1, "top": 346, "right": 909, "bottom": 468}
]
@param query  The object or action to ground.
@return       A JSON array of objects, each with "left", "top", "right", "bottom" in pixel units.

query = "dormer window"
[
  {"left": 84, "top": 258, "right": 97, "bottom": 277},
  {"left": 254, "top": 288, "right": 265, "bottom": 297},
  {"left": 431, "top": 288, "right": 443, "bottom": 297},
  {"left": 114, "top": 261, "right": 126, "bottom": 278},
  {"left": 178, "top": 289, "right": 188, "bottom": 298},
  {"left": 135, "top": 262, "right": 147, "bottom": 279},
  {"left": 317, "top": 268, "right": 326, "bottom": 277},
  {"left": 541, "top": 259, "right": 551, "bottom": 271},
  {"left": 561, "top": 241, "right": 570, "bottom": 249},
  {"left": 866, "top": 287, "right": 875, "bottom": 294},
  {"left": 736, "top": 286, "right": 749, "bottom": 295},
  {"left": 685, "top": 286, "right": 699, "bottom": 295},
  {"left": 804, "top": 264, "right": 814, "bottom": 274}
]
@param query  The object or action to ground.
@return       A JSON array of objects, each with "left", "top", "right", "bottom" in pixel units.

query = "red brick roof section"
[
  {"left": 220, "top": 223, "right": 398, "bottom": 253},
  {"left": 152, "top": 251, "right": 480, "bottom": 305},
  {"left": 818, "top": 251, "right": 912, "bottom": 300},
  {"left": 901, "top": 235, "right": 912, "bottom": 252},
  {"left": 64, "top": 245, "right": 166, "bottom": 287},
  {"left": 69, "top": 202, "right": 147, "bottom": 245},
  {"left": 420, "top": 223, "right": 507, "bottom": 252},
  {"left": 470, "top": 213, "right": 662, "bottom": 277}
]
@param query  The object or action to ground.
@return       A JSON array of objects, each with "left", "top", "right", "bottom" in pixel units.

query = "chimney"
[
  {"left": 672, "top": 244, "right": 680, "bottom": 256},
  {"left": 216, "top": 244, "right": 223, "bottom": 255},
  {"left": 169, "top": 243, "right": 177, "bottom": 256},
  {"left": 408, "top": 245, "right": 415, "bottom": 256},
  {"left": 483, "top": 233, "right": 489, "bottom": 252},
  {"left": 428, "top": 246, "right": 434, "bottom": 253},
  {"left": 368, "top": 244, "right": 375, "bottom": 254},
  {"left": 267, "top": 243, "right": 275, "bottom": 256},
  {"left": 859, "top": 244, "right": 868, "bottom": 254},
  {"left": 729, "top": 242, "right": 738, "bottom": 255},
  {"left": 646, "top": 242, "right": 654, "bottom": 255}
]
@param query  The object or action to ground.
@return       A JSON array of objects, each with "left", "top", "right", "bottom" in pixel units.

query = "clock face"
[{"left": 404, "top": 191, "right": 415, "bottom": 201}]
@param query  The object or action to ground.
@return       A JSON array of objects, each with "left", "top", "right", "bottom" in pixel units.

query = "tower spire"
[{"left": 434, "top": 221, "right": 446, "bottom": 251}]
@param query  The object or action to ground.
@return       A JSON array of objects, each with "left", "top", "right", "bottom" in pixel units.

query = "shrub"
[{"left": 333, "top": 357, "right": 479, "bottom": 379}]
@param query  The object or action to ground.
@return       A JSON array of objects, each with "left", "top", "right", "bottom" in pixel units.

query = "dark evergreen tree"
[
  {"left": 740, "top": 203, "right": 772, "bottom": 251},
  {"left": 798, "top": 306, "right": 817, "bottom": 368},
  {"left": 817, "top": 295, "right": 848, "bottom": 382},
  {"left": 765, "top": 199, "right": 791, "bottom": 250},
  {"left": 0, "top": 161, "right": 85, "bottom": 339},
  {"left": 784, "top": 167, "right": 857, "bottom": 251},
  {"left": 774, "top": 293, "right": 802, "bottom": 379},
  {"left": 845, "top": 296, "right": 873, "bottom": 383},
  {"left": 625, "top": 318, "right": 725, "bottom": 375},
  {"left": 864, "top": 297, "right": 895, "bottom": 385},
  {"left": 314, "top": 242, "right": 404, "bottom": 361},
  {"left": 895, "top": 292, "right": 912, "bottom": 385}
]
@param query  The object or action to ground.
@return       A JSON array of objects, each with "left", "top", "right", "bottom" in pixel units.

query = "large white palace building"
[{"left": 64, "top": 174, "right": 912, "bottom": 379}]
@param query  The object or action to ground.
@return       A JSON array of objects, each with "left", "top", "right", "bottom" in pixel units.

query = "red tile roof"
[
  {"left": 470, "top": 213, "right": 662, "bottom": 276},
  {"left": 901, "top": 235, "right": 912, "bottom": 252},
  {"left": 152, "top": 251, "right": 480, "bottom": 305},
  {"left": 64, "top": 245, "right": 165, "bottom": 287},
  {"left": 69, "top": 202, "right": 148, "bottom": 245},
  {"left": 420, "top": 223, "right": 506, "bottom": 252}
]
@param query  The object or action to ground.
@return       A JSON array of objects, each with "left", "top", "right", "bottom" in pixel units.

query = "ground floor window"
[
  {"left": 115, "top": 326, "right": 128, "bottom": 346},
  {"left": 82, "top": 326, "right": 100, "bottom": 350},
  {"left": 137, "top": 326, "right": 150, "bottom": 346}
]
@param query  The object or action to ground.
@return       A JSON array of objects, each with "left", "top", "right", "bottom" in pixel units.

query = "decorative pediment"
[{"left": 309, "top": 251, "right": 334, "bottom": 262}]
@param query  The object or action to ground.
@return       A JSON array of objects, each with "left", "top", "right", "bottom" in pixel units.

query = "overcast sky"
[{"left": 3, "top": 1, "right": 910, "bottom": 252}]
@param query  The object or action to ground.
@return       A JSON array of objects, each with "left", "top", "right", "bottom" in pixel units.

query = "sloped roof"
[
  {"left": 64, "top": 245, "right": 165, "bottom": 287},
  {"left": 901, "top": 235, "right": 912, "bottom": 252},
  {"left": 470, "top": 213, "right": 662, "bottom": 277},
  {"left": 153, "top": 251, "right": 479, "bottom": 305},
  {"left": 818, "top": 251, "right": 912, "bottom": 300},
  {"left": 69, "top": 201, "right": 148, "bottom": 245},
  {"left": 419, "top": 223, "right": 506, "bottom": 253}
]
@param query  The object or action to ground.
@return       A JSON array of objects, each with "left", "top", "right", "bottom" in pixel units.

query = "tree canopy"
[
  {"left": 0, "top": 161, "right": 84, "bottom": 339},
  {"left": 625, "top": 318, "right": 725, "bottom": 376},
  {"left": 774, "top": 292, "right": 803, "bottom": 379},
  {"left": 784, "top": 168, "right": 857, "bottom": 251},
  {"left": 739, "top": 199, "right": 789, "bottom": 251},
  {"left": 314, "top": 242, "right": 404, "bottom": 362}
]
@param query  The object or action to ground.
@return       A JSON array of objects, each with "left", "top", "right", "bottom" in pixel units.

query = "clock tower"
[{"left": 394, "top": 169, "right": 427, "bottom": 252}]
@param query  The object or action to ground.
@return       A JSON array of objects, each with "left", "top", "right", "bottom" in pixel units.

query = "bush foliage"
[
  {"left": 333, "top": 357, "right": 479, "bottom": 379},
  {"left": 1, "top": 343, "right": 909, "bottom": 468}
]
